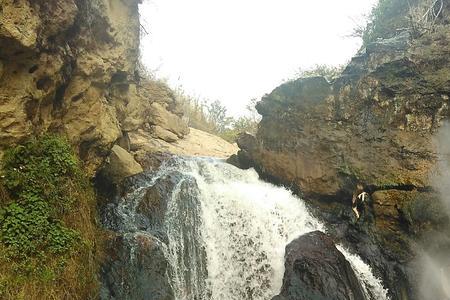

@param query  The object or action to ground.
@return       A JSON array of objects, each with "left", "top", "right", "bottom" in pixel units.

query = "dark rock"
[
  {"left": 100, "top": 232, "right": 174, "bottom": 300},
  {"left": 273, "top": 231, "right": 367, "bottom": 300},
  {"left": 98, "top": 157, "right": 208, "bottom": 299},
  {"left": 226, "top": 133, "right": 260, "bottom": 169},
  {"left": 236, "top": 132, "right": 258, "bottom": 152}
]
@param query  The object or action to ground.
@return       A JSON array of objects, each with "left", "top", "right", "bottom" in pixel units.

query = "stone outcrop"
[
  {"left": 272, "top": 231, "right": 366, "bottom": 300},
  {"left": 131, "top": 127, "right": 238, "bottom": 170},
  {"left": 0, "top": 0, "right": 189, "bottom": 175},
  {"left": 234, "top": 3, "right": 450, "bottom": 299},
  {"left": 236, "top": 38, "right": 449, "bottom": 197}
]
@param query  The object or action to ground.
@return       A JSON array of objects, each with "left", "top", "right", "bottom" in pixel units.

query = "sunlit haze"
[{"left": 139, "top": 0, "right": 377, "bottom": 116}]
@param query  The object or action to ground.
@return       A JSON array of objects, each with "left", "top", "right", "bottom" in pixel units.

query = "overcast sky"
[{"left": 139, "top": 0, "right": 377, "bottom": 116}]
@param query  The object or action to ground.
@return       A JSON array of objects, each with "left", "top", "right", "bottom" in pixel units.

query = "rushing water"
[{"left": 105, "top": 156, "right": 389, "bottom": 300}]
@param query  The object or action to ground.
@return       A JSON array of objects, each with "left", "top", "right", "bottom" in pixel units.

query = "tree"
[{"left": 207, "top": 100, "right": 233, "bottom": 134}]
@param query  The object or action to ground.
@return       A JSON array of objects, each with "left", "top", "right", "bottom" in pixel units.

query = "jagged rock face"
[
  {"left": 240, "top": 30, "right": 449, "bottom": 198},
  {"left": 236, "top": 22, "right": 450, "bottom": 217},
  {"left": 272, "top": 231, "right": 366, "bottom": 300},
  {"left": 0, "top": 0, "right": 189, "bottom": 174}
]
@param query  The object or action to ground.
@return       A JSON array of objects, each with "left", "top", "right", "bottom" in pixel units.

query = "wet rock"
[
  {"left": 236, "top": 132, "right": 258, "bottom": 152},
  {"left": 134, "top": 172, "right": 185, "bottom": 239},
  {"left": 226, "top": 133, "right": 258, "bottom": 169},
  {"left": 99, "top": 159, "right": 208, "bottom": 300},
  {"left": 372, "top": 190, "right": 450, "bottom": 252},
  {"left": 273, "top": 231, "right": 366, "bottom": 300},
  {"left": 100, "top": 232, "right": 174, "bottom": 300}
]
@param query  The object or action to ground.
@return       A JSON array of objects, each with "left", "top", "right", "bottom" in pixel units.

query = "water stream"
[{"left": 104, "top": 156, "right": 389, "bottom": 300}]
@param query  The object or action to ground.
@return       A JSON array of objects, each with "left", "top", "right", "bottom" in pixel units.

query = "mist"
[
  {"left": 434, "top": 122, "right": 450, "bottom": 212},
  {"left": 418, "top": 122, "right": 450, "bottom": 300}
]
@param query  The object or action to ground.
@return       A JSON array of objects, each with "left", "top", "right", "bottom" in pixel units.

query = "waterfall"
[{"left": 103, "top": 156, "right": 389, "bottom": 300}]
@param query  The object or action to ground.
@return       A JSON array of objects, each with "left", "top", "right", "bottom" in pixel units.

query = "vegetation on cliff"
[
  {"left": 0, "top": 135, "right": 100, "bottom": 299},
  {"left": 359, "top": 0, "right": 445, "bottom": 45}
]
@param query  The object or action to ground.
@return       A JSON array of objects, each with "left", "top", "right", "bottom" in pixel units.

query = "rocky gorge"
[{"left": 1, "top": 0, "right": 450, "bottom": 299}]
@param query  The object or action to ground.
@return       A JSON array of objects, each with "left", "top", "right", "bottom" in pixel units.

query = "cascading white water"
[
  {"left": 104, "top": 156, "right": 390, "bottom": 299},
  {"left": 159, "top": 157, "right": 390, "bottom": 300},
  {"left": 337, "top": 245, "right": 390, "bottom": 300}
]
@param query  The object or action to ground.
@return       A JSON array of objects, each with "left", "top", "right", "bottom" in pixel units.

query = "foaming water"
[
  {"left": 337, "top": 245, "right": 390, "bottom": 300},
  {"left": 187, "top": 158, "right": 324, "bottom": 299},
  {"left": 106, "top": 156, "right": 389, "bottom": 300}
]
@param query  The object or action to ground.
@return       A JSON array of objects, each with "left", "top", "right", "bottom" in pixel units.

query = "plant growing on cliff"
[
  {"left": 356, "top": 0, "right": 445, "bottom": 45},
  {"left": 0, "top": 136, "right": 79, "bottom": 256},
  {"left": 409, "top": 0, "right": 444, "bottom": 36},
  {"left": 0, "top": 135, "right": 100, "bottom": 299},
  {"left": 293, "top": 64, "right": 345, "bottom": 82},
  {"left": 362, "top": 0, "right": 411, "bottom": 44}
]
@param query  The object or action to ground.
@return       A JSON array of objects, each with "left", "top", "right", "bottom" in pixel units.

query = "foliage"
[
  {"left": 0, "top": 135, "right": 100, "bottom": 299},
  {"left": 0, "top": 136, "right": 79, "bottom": 257},
  {"left": 175, "top": 86, "right": 260, "bottom": 143},
  {"left": 362, "top": 0, "right": 411, "bottom": 44},
  {"left": 207, "top": 100, "right": 234, "bottom": 134},
  {"left": 408, "top": 0, "right": 445, "bottom": 36},
  {"left": 293, "top": 64, "right": 345, "bottom": 82},
  {"left": 356, "top": 0, "right": 445, "bottom": 45}
]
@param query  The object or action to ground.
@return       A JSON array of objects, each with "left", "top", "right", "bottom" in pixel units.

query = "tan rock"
[
  {"left": 0, "top": 0, "right": 212, "bottom": 178},
  {"left": 103, "top": 145, "right": 143, "bottom": 183},
  {"left": 130, "top": 127, "right": 238, "bottom": 168},
  {"left": 148, "top": 102, "right": 189, "bottom": 138},
  {"left": 0, "top": 0, "right": 153, "bottom": 175},
  {"left": 150, "top": 125, "right": 179, "bottom": 142},
  {"left": 0, "top": 0, "right": 39, "bottom": 49}
]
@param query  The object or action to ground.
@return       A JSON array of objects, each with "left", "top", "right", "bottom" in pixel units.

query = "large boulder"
[
  {"left": 273, "top": 231, "right": 366, "bottom": 300},
  {"left": 100, "top": 232, "right": 174, "bottom": 300},
  {"left": 101, "top": 145, "right": 143, "bottom": 183},
  {"left": 99, "top": 163, "right": 208, "bottom": 300}
]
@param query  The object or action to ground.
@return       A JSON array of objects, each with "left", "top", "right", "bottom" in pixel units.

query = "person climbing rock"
[{"left": 351, "top": 183, "right": 368, "bottom": 220}]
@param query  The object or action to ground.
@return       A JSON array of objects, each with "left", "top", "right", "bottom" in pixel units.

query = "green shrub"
[
  {"left": 0, "top": 135, "right": 81, "bottom": 258},
  {"left": 0, "top": 135, "right": 101, "bottom": 299}
]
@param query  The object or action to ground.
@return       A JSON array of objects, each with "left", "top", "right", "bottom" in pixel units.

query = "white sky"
[{"left": 139, "top": 0, "right": 377, "bottom": 116}]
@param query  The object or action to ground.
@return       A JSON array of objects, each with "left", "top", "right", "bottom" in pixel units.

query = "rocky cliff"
[
  {"left": 233, "top": 2, "right": 450, "bottom": 299},
  {"left": 0, "top": 0, "right": 194, "bottom": 176}
]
